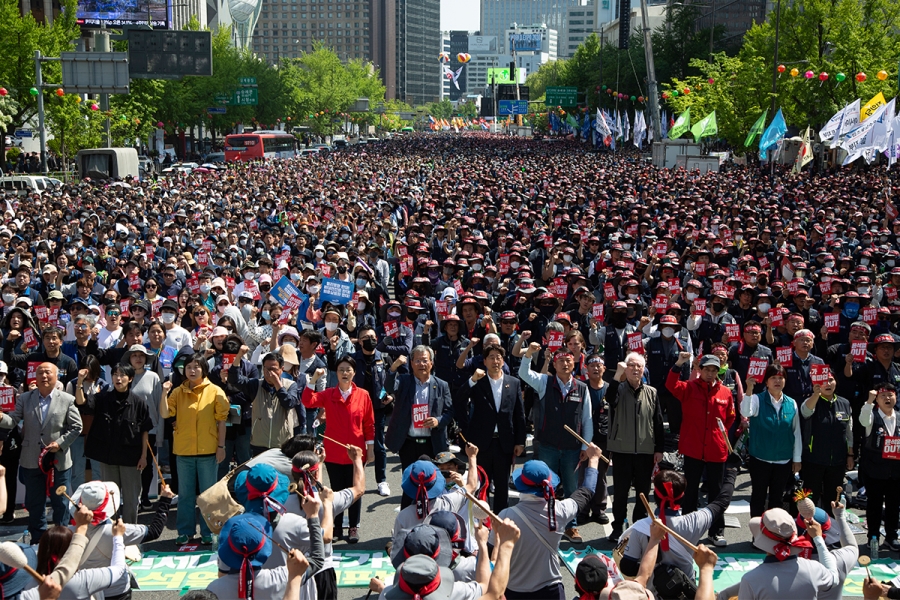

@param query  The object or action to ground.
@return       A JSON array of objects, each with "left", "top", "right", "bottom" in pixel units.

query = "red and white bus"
[{"left": 223, "top": 131, "right": 298, "bottom": 162}]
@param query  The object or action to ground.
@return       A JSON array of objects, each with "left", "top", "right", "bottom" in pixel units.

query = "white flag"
[
  {"left": 832, "top": 99, "right": 861, "bottom": 148},
  {"left": 623, "top": 111, "right": 630, "bottom": 142},
  {"left": 633, "top": 111, "right": 646, "bottom": 148},
  {"left": 819, "top": 103, "right": 848, "bottom": 143}
]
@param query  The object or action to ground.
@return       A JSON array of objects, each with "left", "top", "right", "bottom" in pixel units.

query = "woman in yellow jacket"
[{"left": 161, "top": 354, "right": 230, "bottom": 545}]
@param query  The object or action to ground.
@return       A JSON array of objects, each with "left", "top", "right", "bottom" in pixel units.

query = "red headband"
[
  {"left": 654, "top": 482, "right": 683, "bottom": 552},
  {"left": 398, "top": 567, "right": 442, "bottom": 600},
  {"left": 229, "top": 535, "right": 266, "bottom": 599},
  {"left": 246, "top": 478, "right": 278, "bottom": 501},
  {"left": 413, "top": 470, "right": 437, "bottom": 519},
  {"left": 520, "top": 474, "right": 557, "bottom": 531},
  {"left": 760, "top": 523, "right": 813, "bottom": 561}
]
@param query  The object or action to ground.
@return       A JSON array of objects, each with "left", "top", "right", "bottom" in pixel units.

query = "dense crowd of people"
[{"left": 0, "top": 133, "right": 897, "bottom": 598}]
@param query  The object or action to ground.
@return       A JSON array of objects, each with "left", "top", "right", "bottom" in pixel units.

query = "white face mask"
[
  {"left": 758, "top": 303, "right": 771, "bottom": 314},
  {"left": 622, "top": 243, "right": 631, "bottom": 250},
  {"left": 860, "top": 258, "right": 870, "bottom": 266},
  {"left": 218, "top": 304, "right": 228, "bottom": 314},
  {"left": 825, "top": 261, "right": 835, "bottom": 268},
  {"left": 284, "top": 340, "right": 297, "bottom": 347},
  {"left": 357, "top": 301, "right": 367, "bottom": 311},
  {"left": 628, "top": 293, "right": 639, "bottom": 300},
  {"left": 563, "top": 254, "right": 573, "bottom": 262},
  {"left": 472, "top": 264, "right": 482, "bottom": 272},
  {"left": 290, "top": 273, "right": 302, "bottom": 281},
  {"left": 889, "top": 260, "right": 897, "bottom": 267},
  {"left": 858, "top": 287, "right": 870, "bottom": 295},
  {"left": 244, "top": 272, "right": 255, "bottom": 281},
  {"left": 2, "top": 294, "right": 14, "bottom": 304},
  {"left": 661, "top": 327, "right": 675, "bottom": 338},
  {"left": 315, "top": 251, "right": 325, "bottom": 259},
  {"left": 324, "top": 321, "right": 338, "bottom": 332},
  {"left": 510, "top": 261, "right": 520, "bottom": 270},
  {"left": 388, "top": 311, "right": 401, "bottom": 319},
  {"left": 160, "top": 312, "right": 176, "bottom": 324},
  {"left": 308, "top": 285, "right": 320, "bottom": 295},
  {"left": 199, "top": 284, "right": 211, "bottom": 294},
  {"left": 685, "top": 292, "right": 698, "bottom": 301}
]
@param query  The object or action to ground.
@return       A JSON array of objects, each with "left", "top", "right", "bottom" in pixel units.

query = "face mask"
[
  {"left": 362, "top": 338, "right": 377, "bottom": 351},
  {"left": 889, "top": 260, "right": 896, "bottom": 268},
  {"left": 734, "top": 235, "right": 743, "bottom": 241},
  {"left": 357, "top": 301, "right": 367, "bottom": 311},
  {"left": 860, "top": 258, "right": 870, "bottom": 266},
  {"left": 510, "top": 261, "right": 520, "bottom": 269},
  {"left": 858, "top": 287, "right": 870, "bottom": 295},
  {"left": 685, "top": 292, "right": 698, "bottom": 301},
  {"left": 563, "top": 254, "right": 573, "bottom": 262},
  {"left": 218, "top": 304, "right": 228, "bottom": 314},
  {"left": 356, "top": 278, "right": 368, "bottom": 289},
  {"left": 65, "top": 249, "right": 76, "bottom": 257},
  {"left": 486, "top": 277, "right": 494, "bottom": 284},
  {"left": 199, "top": 284, "right": 211, "bottom": 294},
  {"left": 472, "top": 264, "right": 482, "bottom": 272},
  {"left": 842, "top": 303, "right": 860, "bottom": 319},
  {"left": 758, "top": 303, "right": 771, "bottom": 314},
  {"left": 240, "top": 239, "right": 247, "bottom": 246},
  {"left": 315, "top": 251, "right": 325, "bottom": 259},
  {"left": 2, "top": 294, "right": 14, "bottom": 304},
  {"left": 290, "top": 273, "right": 302, "bottom": 281},
  {"left": 628, "top": 293, "right": 639, "bottom": 300},
  {"left": 750, "top": 277, "right": 757, "bottom": 284},
  {"left": 324, "top": 321, "right": 338, "bottom": 332},
  {"left": 825, "top": 261, "right": 835, "bottom": 268},
  {"left": 284, "top": 340, "right": 297, "bottom": 348},
  {"left": 388, "top": 311, "right": 401, "bottom": 319},
  {"left": 712, "top": 302, "right": 725, "bottom": 313},
  {"left": 194, "top": 239, "right": 202, "bottom": 246},
  {"left": 160, "top": 312, "right": 176, "bottom": 324},
  {"left": 795, "top": 270, "right": 805, "bottom": 278},
  {"left": 337, "top": 266, "right": 347, "bottom": 274},
  {"left": 611, "top": 313, "right": 627, "bottom": 327},
  {"left": 244, "top": 272, "right": 255, "bottom": 281},
  {"left": 661, "top": 327, "right": 675, "bottom": 338},
  {"left": 308, "top": 285, "right": 320, "bottom": 295},
  {"left": 261, "top": 311, "right": 270, "bottom": 321}
]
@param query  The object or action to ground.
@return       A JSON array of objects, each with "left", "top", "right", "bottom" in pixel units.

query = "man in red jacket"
[{"left": 666, "top": 352, "right": 736, "bottom": 547}]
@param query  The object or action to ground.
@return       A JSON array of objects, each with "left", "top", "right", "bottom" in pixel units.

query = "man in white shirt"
[{"left": 157, "top": 299, "right": 191, "bottom": 351}]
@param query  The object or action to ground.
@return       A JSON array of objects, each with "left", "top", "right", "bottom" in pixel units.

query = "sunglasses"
[
  {"left": 106, "top": 312, "right": 121, "bottom": 317},
  {"left": 193, "top": 311, "right": 206, "bottom": 317}
]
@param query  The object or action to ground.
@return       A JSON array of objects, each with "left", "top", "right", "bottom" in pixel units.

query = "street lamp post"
[{"left": 770, "top": 0, "right": 781, "bottom": 115}]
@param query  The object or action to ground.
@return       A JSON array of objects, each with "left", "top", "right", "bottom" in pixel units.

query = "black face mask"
[
  {"left": 712, "top": 302, "right": 726, "bottom": 313},
  {"left": 611, "top": 313, "right": 627, "bottom": 327},
  {"left": 539, "top": 305, "right": 556, "bottom": 317},
  {"left": 337, "top": 266, "right": 347, "bottom": 274},
  {"left": 361, "top": 338, "right": 377, "bottom": 352}
]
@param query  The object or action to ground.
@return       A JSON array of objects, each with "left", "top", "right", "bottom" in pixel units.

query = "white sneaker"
[{"left": 378, "top": 482, "right": 391, "bottom": 497}]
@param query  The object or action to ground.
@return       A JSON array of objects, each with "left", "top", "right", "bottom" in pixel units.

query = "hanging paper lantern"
[
  {"left": 55, "top": 88, "right": 64, "bottom": 97},
  {"left": 638, "top": 96, "right": 644, "bottom": 103},
  {"left": 708, "top": 78, "right": 715, "bottom": 85},
  {"left": 602, "top": 85, "right": 607, "bottom": 91},
  {"left": 877, "top": 70, "right": 888, "bottom": 81},
  {"left": 75, "top": 97, "right": 81, "bottom": 103},
  {"left": 29, "top": 87, "right": 38, "bottom": 96},
  {"left": 777, "top": 64, "right": 786, "bottom": 73},
  {"left": 662, "top": 92, "right": 669, "bottom": 99},
  {"left": 856, "top": 72, "right": 866, "bottom": 82},
  {"left": 683, "top": 88, "right": 690, "bottom": 95},
  {"left": 630, "top": 95, "right": 636, "bottom": 102},
  {"left": 672, "top": 90, "right": 679, "bottom": 97},
  {"left": 606, "top": 88, "right": 612, "bottom": 94},
  {"left": 804, "top": 70, "right": 814, "bottom": 79},
  {"left": 134, "top": 118, "right": 140, "bottom": 124},
  {"left": 835, "top": 72, "right": 846, "bottom": 82},
  {"left": 0, "top": 88, "right": 7, "bottom": 96},
  {"left": 120, "top": 115, "right": 127, "bottom": 121},
  {"left": 456, "top": 53, "right": 471, "bottom": 63},
  {"left": 157, "top": 121, "right": 164, "bottom": 128},
  {"left": 90, "top": 103, "right": 99, "bottom": 111},
  {"left": 790, "top": 68, "right": 799, "bottom": 77},
  {"left": 819, "top": 72, "right": 828, "bottom": 81}
]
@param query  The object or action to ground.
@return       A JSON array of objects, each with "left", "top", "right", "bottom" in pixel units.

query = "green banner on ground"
[
  {"left": 559, "top": 547, "right": 899, "bottom": 596},
  {"left": 132, "top": 550, "right": 397, "bottom": 591}
]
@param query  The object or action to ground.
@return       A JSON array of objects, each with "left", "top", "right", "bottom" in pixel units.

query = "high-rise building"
[
  {"left": 445, "top": 30, "right": 470, "bottom": 100},
  {"left": 679, "top": 0, "right": 767, "bottom": 50},
  {"left": 396, "top": 0, "right": 442, "bottom": 105},
  {"left": 481, "top": 0, "right": 578, "bottom": 51},
  {"left": 561, "top": 2, "right": 595, "bottom": 58},
  {"left": 172, "top": 0, "right": 208, "bottom": 29}
]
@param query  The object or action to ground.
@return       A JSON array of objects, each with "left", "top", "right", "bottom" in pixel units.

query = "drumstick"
[
  {"left": 146, "top": 440, "right": 165, "bottom": 484},
  {"left": 639, "top": 493, "right": 699, "bottom": 553},
  {"left": 458, "top": 431, "right": 470, "bottom": 446},
  {"left": 55, "top": 485, "right": 76, "bottom": 505},
  {"left": 463, "top": 489, "right": 501, "bottom": 522},
  {"left": 563, "top": 425, "right": 610, "bottom": 463},
  {"left": 859, "top": 555, "right": 871, "bottom": 579},
  {"left": 248, "top": 522, "right": 291, "bottom": 555},
  {"left": 836, "top": 486, "right": 843, "bottom": 505},
  {"left": 716, "top": 418, "right": 734, "bottom": 455},
  {"left": 321, "top": 435, "right": 350, "bottom": 450}
]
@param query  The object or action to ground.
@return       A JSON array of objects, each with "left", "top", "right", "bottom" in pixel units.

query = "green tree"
[
  {"left": 45, "top": 95, "right": 105, "bottom": 164},
  {"left": 525, "top": 59, "right": 567, "bottom": 101},
  {"left": 0, "top": 0, "right": 80, "bottom": 159},
  {"left": 426, "top": 99, "right": 453, "bottom": 119}
]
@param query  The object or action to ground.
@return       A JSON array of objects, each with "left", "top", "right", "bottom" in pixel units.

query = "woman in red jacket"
[
  {"left": 666, "top": 351, "right": 736, "bottom": 547},
  {"left": 305, "top": 355, "right": 375, "bottom": 543}
]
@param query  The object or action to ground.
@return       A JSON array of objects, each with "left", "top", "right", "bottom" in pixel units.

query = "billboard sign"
[
  {"left": 77, "top": 0, "right": 170, "bottom": 28},
  {"left": 468, "top": 35, "right": 497, "bottom": 53},
  {"left": 509, "top": 32, "right": 542, "bottom": 53},
  {"left": 499, "top": 100, "right": 529, "bottom": 115},
  {"left": 127, "top": 30, "right": 213, "bottom": 79},
  {"left": 487, "top": 67, "right": 526, "bottom": 85}
]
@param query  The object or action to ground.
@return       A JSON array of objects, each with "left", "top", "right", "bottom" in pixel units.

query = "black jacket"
[
  {"left": 84, "top": 389, "right": 153, "bottom": 466},
  {"left": 459, "top": 374, "right": 525, "bottom": 455}
]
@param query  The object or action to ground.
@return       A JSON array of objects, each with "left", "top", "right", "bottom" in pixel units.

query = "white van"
[
  {"left": 0, "top": 175, "right": 61, "bottom": 195},
  {"left": 75, "top": 148, "right": 140, "bottom": 181}
]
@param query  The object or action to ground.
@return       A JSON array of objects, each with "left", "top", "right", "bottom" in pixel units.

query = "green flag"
[
  {"left": 691, "top": 110, "right": 718, "bottom": 142},
  {"left": 566, "top": 114, "right": 578, "bottom": 129},
  {"left": 744, "top": 109, "right": 768, "bottom": 147},
  {"left": 668, "top": 108, "right": 690, "bottom": 139}
]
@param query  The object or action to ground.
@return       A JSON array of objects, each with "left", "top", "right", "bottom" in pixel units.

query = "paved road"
[{"left": 2, "top": 443, "right": 870, "bottom": 599}]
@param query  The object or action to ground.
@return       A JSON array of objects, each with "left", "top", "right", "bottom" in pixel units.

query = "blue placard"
[
  {"left": 270, "top": 276, "right": 303, "bottom": 306},
  {"left": 319, "top": 277, "right": 354, "bottom": 305}
]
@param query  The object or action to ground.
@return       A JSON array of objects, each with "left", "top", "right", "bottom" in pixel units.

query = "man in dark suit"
[
  {"left": 385, "top": 345, "right": 453, "bottom": 509},
  {"left": 0, "top": 362, "right": 81, "bottom": 542},
  {"left": 459, "top": 344, "right": 525, "bottom": 512}
]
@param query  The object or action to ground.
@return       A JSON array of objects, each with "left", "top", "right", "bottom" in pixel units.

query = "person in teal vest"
[{"left": 741, "top": 363, "right": 802, "bottom": 517}]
